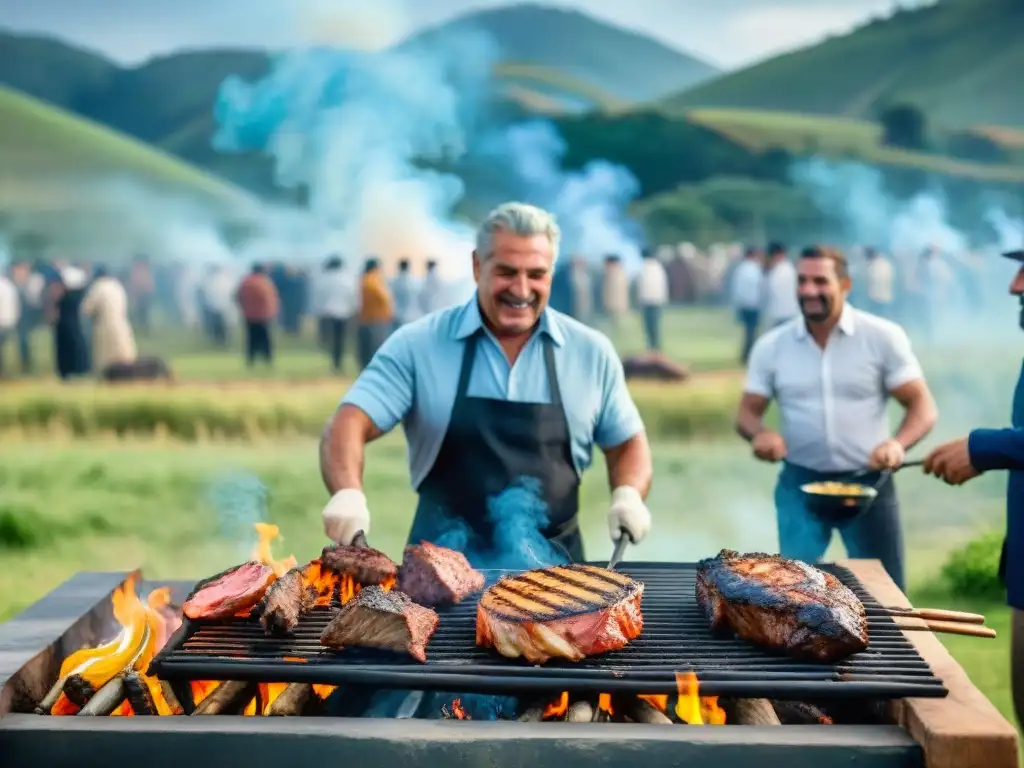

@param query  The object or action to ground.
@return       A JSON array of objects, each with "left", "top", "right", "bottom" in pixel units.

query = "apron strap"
[
  {"left": 542, "top": 335, "right": 563, "bottom": 409},
  {"left": 455, "top": 331, "right": 480, "bottom": 401}
]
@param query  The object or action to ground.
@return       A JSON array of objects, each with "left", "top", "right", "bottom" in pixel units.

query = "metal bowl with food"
[{"left": 799, "top": 480, "right": 878, "bottom": 523}]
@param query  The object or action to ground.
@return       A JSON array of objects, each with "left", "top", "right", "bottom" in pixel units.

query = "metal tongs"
[{"left": 607, "top": 528, "right": 634, "bottom": 570}]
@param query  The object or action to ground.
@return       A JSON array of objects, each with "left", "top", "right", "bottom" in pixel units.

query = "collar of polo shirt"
[
  {"left": 793, "top": 302, "right": 856, "bottom": 340},
  {"left": 451, "top": 297, "right": 566, "bottom": 346}
]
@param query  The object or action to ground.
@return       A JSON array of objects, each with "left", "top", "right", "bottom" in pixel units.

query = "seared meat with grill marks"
[
  {"left": 319, "top": 586, "right": 439, "bottom": 663},
  {"left": 257, "top": 566, "right": 317, "bottom": 635},
  {"left": 696, "top": 550, "right": 868, "bottom": 663},
  {"left": 321, "top": 544, "right": 398, "bottom": 586},
  {"left": 182, "top": 562, "right": 274, "bottom": 620},
  {"left": 398, "top": 541, "right": 484, "bottom": 607},
  {"left": 476, "top": 564, "right": 643, "bottom": 664}
]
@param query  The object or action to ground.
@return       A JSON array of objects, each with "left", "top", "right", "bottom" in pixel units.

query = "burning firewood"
[
  {"left": 77, "top": 677, "right": 128, "bottom": 716},
  {"left": 769, "top": 700, "right": 834, "bottom": 725},
  {"left": 720, "top": 697, "right": 781, "bottom": 725},
  {"left": 63, "top": 673, "right": 98, "bottom": 708},
  {"left": 566, "top": 700, "right": 594, "bottom": 722},
  {"left": 123, "top": 673, "right": 159, "bottom": 716},
  {"left": 191, "top": 681, "right": 258, "bottom": 716},
  {"left": 612, "top": 694, "right": 672, "bottom": 725},
  {"left": 516, "top": 698, "right": 547, "bottom": 722},
  {"left": 265, "top": 683, "right": 313, "bottom": 716}
]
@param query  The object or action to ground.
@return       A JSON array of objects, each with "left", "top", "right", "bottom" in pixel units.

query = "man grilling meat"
[
  {"left": 921, "top": 248, "right": 1024, "bottom": 729},
  {"left": 318, "top": 202, "right": 653, "bottom": 562},
  {"left": 735, "top": 245, "right": 938, "bottom": 591}
]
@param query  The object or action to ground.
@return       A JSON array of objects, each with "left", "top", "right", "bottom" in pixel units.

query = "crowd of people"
[{"left": 0, "top": 235, "right": 1007, "bottom": 380}]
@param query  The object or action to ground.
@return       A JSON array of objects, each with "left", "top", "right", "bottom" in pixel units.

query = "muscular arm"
[
  {"left": 603, "top": 432, "right": 653, "bottom": 499},
  {"left": 736, "top": 393, "right": 771, "bottom": 442},
  {"left": 319, "top": 405, "right": 385, "bottom": 493},
  {"left": 889, "top": 379, "right": 937, "bottom": 451},
  {"left": 319, "top": 328, "right": 416, "bottom": 494}
]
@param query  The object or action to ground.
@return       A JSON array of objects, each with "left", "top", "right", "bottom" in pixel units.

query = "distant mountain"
[
  {"left": 404, "top": 4, "right": 718, "bottom": 102},
  {"left": 662, "top": 0, "right": 1024, "bottom": 127}
]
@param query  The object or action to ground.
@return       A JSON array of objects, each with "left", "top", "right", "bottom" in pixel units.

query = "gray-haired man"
[{"left": 318, "top": 202, "right": 653, "bottom": 563}]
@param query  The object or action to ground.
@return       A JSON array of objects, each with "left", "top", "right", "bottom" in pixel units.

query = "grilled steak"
[
  {"left": 398, "top": 541, "right": 485, "bottom": 606},
  {"left": 320, "top": 586, "right": 439, "bottom": 663},
  {"left": 476, "top": 564, "right": 644, "bottom": 664},
  {"left": 695, "top": 549, "right": 869, "bottom": 663},
  {"left": 321, "top": 544, "right": 398, "bottom": 586},
  {"left": 258, "top": 566, "right": 317, "bottom": 635},
  {"left": 182, "top": 562, "right": 274, "bottom": 620}
]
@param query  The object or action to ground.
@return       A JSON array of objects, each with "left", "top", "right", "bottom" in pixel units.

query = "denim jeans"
[{"left": 775, "top": 462, "right": 906, "bottom": 591}]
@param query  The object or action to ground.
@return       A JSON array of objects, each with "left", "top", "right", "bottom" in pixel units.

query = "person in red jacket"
[
  {"left": 924, "top": 248, "right": 1024, "bottom": 728},
  {"left": 235, "top": 263, "right": 280, "bottom": 367}
]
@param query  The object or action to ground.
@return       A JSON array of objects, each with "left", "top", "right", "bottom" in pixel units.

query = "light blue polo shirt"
[{"left": 341, "top": 297, "right": 645, "bottom": 490}]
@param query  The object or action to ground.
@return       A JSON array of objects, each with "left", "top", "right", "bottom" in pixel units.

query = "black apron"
[{"left": 407, "top": 329, "right": 584, "bottom": 562}]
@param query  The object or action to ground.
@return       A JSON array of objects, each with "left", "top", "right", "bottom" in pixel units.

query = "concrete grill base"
[{"left": 0, "top": 715, "right": 923, "bottom": 768}]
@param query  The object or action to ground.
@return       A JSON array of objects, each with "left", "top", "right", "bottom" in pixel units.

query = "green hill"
[
  {"left": 0, "top": 85, "right": 258, "bottom": 220},
  {"left": 663, "top": 0, "right": 1024, "bottom": 128},
  {"left": 405, "top": 4, "right": 717, "bottom": 102}
]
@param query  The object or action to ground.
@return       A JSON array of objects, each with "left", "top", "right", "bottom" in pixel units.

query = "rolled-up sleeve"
[
  {"left": 594, "top": 338, "right": 645, "bottom": 449},
  {"left": 881, "top": 325, "right": 924, "bottom": 390},
  {"left": 340, "top": 329, "right": 415, "bottom": 433}
]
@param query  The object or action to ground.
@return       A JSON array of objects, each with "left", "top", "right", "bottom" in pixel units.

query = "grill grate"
[{"left": 150, "top": 562, "right": 948, "bottom": 699}]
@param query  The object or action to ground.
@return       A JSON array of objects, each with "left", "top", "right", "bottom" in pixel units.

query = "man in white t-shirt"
[
  {"left": 761, "top": 242, "right": 799, "bottom": 327},
  {"left": 734, "top": 245, "right": 937, "bottom": 590}
]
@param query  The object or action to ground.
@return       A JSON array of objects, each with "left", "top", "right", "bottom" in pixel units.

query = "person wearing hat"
[{"left": 922, "top": 248, "right": 1024, "bottom": 727}]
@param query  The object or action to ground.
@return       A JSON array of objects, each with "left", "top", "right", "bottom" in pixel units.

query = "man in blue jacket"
[{"left": 923, "top": 248, "right": 1024, "bottom": 728}]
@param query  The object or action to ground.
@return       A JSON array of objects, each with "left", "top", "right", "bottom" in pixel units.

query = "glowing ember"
[
  {"left": 543, "top": 691, "right": 569, "bottom": 719},
  {"left": 675, "top": 671, "right": 726, "bottom": 725},
  {"left": 442, "top": 698, "right": 470, "bottom": 719}
]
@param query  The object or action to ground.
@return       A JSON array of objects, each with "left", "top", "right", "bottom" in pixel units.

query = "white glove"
[
  {"left": 607, "top": 486, "right": 651, "bottom": 544},
  {"left": 322, "top": 489, "right": 371, "bottom": 545}
]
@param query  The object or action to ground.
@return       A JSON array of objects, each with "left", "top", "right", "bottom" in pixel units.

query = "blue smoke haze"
[
  {"left": 205, "top": 471, "right": 270, "bottom": 559},
  {"left": 211, "top": 23, "right": 641, "bottom": 277}
]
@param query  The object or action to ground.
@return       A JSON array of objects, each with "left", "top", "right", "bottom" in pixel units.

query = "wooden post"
[{"left": 840, "top": 558, "right": 1020, "bottom": 768}]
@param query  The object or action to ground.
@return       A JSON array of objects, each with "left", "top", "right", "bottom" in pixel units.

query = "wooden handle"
[
  {"left": 895, "top": 619, "right": 997, "bottom": 638},
  {"left": 884, "top": 607, "right": 986, "bottom": 625}
]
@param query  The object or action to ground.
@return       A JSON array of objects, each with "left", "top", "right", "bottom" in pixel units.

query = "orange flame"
[
  {"left": 543, "top": 691, "right": 569, "bottom": 719},
  {"left": 675, "top": 671, "right": 726, "bottom": 725},
  {"left": 442, "top": 698, "right": 469, "bottom": 719},
  {"left": 313, "top": 684, "right": 337, "bottom": 700},
  {"left": 597, "top": 693, "right": 613, "bottom": 716},
  {"left": 47, "top": 575, "right": 188, "bottom": 716},
  {"left": 639, "top": 694, "right": 669, "bottom": 711},
  {"left": 252, "top": 523, "right": 297, "bottom": 577},
  {"left": 258, "top": 683, "right": 290, "bottom": 714},
  {"left": 191, "top": 681, "right": 220, "bottom": 706}
]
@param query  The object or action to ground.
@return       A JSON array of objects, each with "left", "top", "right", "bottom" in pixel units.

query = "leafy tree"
[{"left": 878, "top": 103, "right": 928, "bottom": 150}]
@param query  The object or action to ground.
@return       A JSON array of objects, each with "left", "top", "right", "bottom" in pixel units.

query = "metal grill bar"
[{"left": 149, "top": 562, "right": 948, "bottom": 699}]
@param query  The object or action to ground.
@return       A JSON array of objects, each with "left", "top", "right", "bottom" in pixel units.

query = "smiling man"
[
  {"left": 735, "top": 245, "right": 938, "bottom": 590},
  {"left": 318, "top": 202, "right": 653, "bottom": 562}
]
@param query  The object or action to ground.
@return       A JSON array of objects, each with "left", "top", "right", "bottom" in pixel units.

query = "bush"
[
  {"left": 940, "top": 530, "right": 1005, "bottom": 601},
  {"left": 0, "top": 378, "right": 747, "bottom": 443}
]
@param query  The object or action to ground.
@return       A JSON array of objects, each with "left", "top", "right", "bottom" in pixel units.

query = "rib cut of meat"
[
  {"left": 695, "top": 549, "right": 868, "bottom": 663},
  {"left": 182, "top": 562, "right": 274, "bottom": 620},
  {"left": 319, "top": 586, "right": 439, "bottom": 663},
  {"left": 257, "top": 566, "right": 317, "bottom": 635},
  {"left": 321, "top": 544, "right": 398, "bottom": 586},
  {"left": 476, "top": 564, "right": 643, "bottom": 664},
  {"left": 398, "top": 541, "right": 485, "bottom": 606}
]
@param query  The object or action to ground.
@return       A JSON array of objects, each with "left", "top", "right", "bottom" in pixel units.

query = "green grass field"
[
  {"left": 0, "top": 85, "right": 257, "bottom": 216},
  {"left": 0, "top": 305, "right": 1017, "bottom": 730}
]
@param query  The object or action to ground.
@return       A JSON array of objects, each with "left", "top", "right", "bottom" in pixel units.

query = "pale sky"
[{"left": 0, "top": 0, "right": 918, "bottom": 69}]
